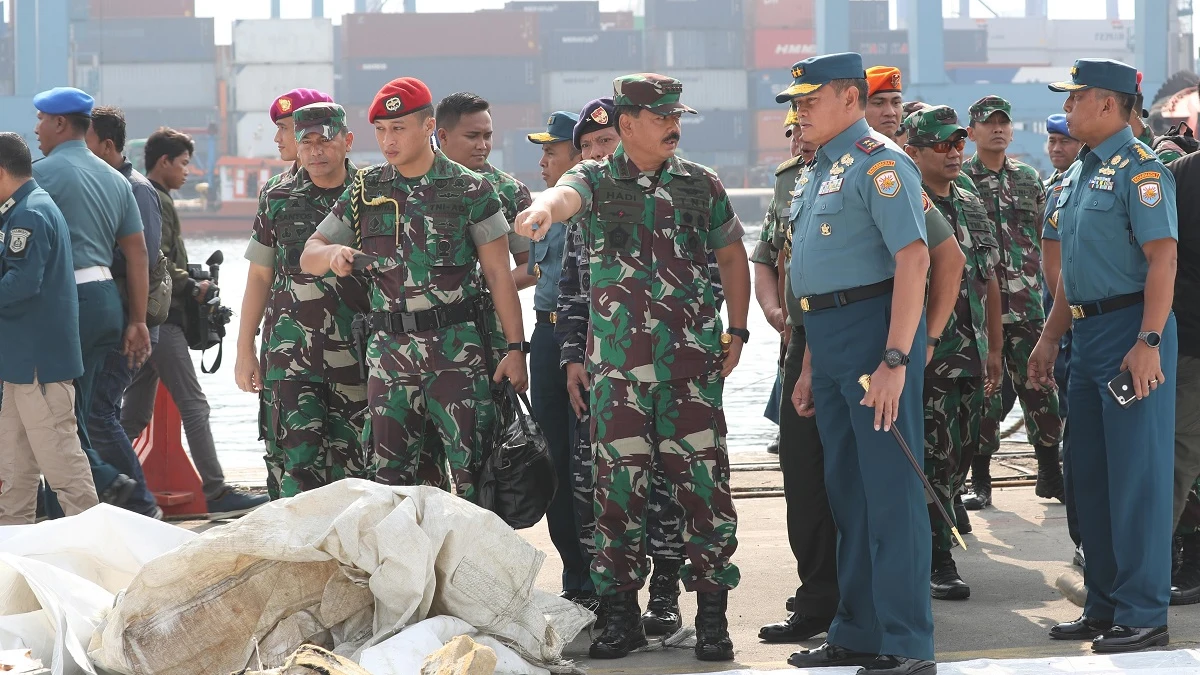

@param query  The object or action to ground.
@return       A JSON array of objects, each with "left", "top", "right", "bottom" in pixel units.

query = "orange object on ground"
[{"left": 133, "top": 382, "right": 207, "bottom": 517}]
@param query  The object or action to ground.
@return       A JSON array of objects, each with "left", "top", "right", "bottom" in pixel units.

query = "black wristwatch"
[
  {"left": 1138, "top": 331, "right": 1162, "bottom": 348},
  {"left": 507, "top": 341, "right": 531, "bottom": 354},
  {"left": 883, "top": 348, "right": 910, "bottom": 369},
  {"left": 726, "top": 327, "right": 750, "bottom": 344}
]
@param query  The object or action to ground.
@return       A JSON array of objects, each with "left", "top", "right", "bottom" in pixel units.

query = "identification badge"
[
  {"left": 1088, "top": 176, "right": 1115, "bottom": 191},
  {"left": 818, "top": 177, "right": 844, "bottom": 195}
]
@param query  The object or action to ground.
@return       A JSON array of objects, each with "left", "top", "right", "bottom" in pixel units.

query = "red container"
[
  {"left": 599, "top": 11, "right": 635, "bottom": 30},
  {"left": 755, "top": 109, "right": 789, "bottom": 149},
  {"left": 342, "top": 12, "right": 539, "bottom": 59},
  {"left": 752, "top": 29, "right": 817, "bottom": 69},
  {"left": 90, "top": 0, "right": 195, "bottom": 17},
  {"left": 749, "top": 0, "right": 814, "bottom": 29}
]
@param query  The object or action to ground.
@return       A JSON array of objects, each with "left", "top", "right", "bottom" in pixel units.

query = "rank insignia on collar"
[
  {"left": 1110, "top": 155, "right": 1122, "bottom": 165},
  {"left": 856, "top": 137, "right": 884, "bottom": 154},
  {"left": 820, "top": 223, "right": 832, "bottom": 236}
]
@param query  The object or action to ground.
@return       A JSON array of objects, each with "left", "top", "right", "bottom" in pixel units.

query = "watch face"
[
  {"left": 885, "top": 350, "right": 903, "bottom": 367},
  {"left": 1144, "top": 332, "right": 1162, "bottom": 347}
]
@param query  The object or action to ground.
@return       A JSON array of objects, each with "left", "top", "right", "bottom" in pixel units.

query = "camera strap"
[{"left": 200, "top": 339, "right": 223, "bottom": 374}]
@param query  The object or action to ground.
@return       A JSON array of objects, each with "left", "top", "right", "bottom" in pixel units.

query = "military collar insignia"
[
  {"left": 856, "top": 136, "right": 884, "bottom": 154},
  {"left": 0, "top": 197, "right": 15, "bottom": 215}
]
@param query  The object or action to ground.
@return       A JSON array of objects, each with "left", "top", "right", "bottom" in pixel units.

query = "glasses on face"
[{"left": 923, "top": 138, "right": 966, "bottom": 154}]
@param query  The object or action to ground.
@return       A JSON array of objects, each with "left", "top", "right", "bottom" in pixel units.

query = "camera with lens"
[{"left": 184, "top": 250, "right": 233, "bottom": 373}]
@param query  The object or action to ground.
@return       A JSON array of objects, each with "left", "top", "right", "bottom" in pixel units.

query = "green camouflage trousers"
[
  {"left": 266, "top": 380, "right": 370, "bottom": 498},
  {"left": 590, "top": 372, "right": 739, "bottom": 595},
  {"left": 364, "top": 365, "right": 494, "bottom": 502},
  {"left": 924, "top": 376, "right": 987, "bottom": 553},
  {"left": 980, "top": 320, "right": 1063, "bottom": 455},
  {"left": 260, "top": 385, "right": 283, "bottom": 500}
]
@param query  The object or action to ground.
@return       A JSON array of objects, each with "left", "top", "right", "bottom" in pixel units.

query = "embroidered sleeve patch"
[
  {"left": 1138, "top": 181, "right": 1162, "bottom": 207},
  {"left": 7, "top": 227, "right": 30, "bottom": 257},
  {"left": 921, "top": 191, "right": 933, "bottom": 212},
  {"left": 1132, "top": 170, "right": 1161, "bottom": 183},
  {"left": 856, "top": 137, "right": 884, "bottom": 154},
  {"left": 867, "top": 159, "right": 896, "bottom": 176},
  {"left": 1048, "top": 210, "right": 1059, "bottom": 229},
  {"left": 874, "top": 170, "right": 900, "bottom": 197}
]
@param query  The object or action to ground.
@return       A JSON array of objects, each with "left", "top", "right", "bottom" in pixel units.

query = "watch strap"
[
  {"left": 507, "top": 341, "right": 531, "bottom": 354},
  {"left": 727, "top": 327, "right": 750, "bottom": 344}
]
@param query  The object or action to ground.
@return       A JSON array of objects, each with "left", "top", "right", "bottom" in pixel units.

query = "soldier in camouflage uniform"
[
  {"left": 520, "top": 74, "right": 750, "bottom": 663},
  {"left": 962, "top": 95, "right": 1063, "bottom": 510},
  {"left": 904, "top": 106, "right": 1003, "bottom": 601},
  {"left": 559, "top": 96, "right": 723, "bottom": 637},
  {"left": 238, "top": 103, "right": 371, "bottom": 498},
  {"left": 300, "top": 77, "right": 528, "bottom": 501},
  {"left": 238, "top": 88, "right": 334, "bottom": 499}
]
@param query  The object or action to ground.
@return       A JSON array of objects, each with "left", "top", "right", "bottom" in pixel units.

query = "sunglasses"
[{"left": 918, "top": 138, "right": 966, "bottom": 154}]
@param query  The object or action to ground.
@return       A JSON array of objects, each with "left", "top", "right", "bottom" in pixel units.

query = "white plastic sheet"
[{"left": 359, "top": 616, "right": 550, "bottom": 675}]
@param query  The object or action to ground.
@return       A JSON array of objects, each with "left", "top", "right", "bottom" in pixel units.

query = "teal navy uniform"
[
  {"left": 525, "top": 111, "right": 594, "bottom": 594},
  {"left": 1047, "top": 60, "right": 1178, "bottom": 628},
  {"left": 783, "top": 54, "right": 933, "bottom": 661}
]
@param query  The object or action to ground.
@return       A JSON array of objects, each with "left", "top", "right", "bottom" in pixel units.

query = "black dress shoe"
[
  {"left": 930, "top": 552, "right": 969, "bottom": 601},
  {"left": 1049, "top": 615, "right": 1113, "bottom": 640},
  {"left": 100, "top": 474, "right": 137, "bottom": 506},
  {"left": 785, "top": 596, "right": 795, "bottom": 612},
  {"left": 1171, "top": 533, "right": 1200, "bottom": 605},
  {"left": 953, "top": 495, "right": 972, "bottom": 534},
  {"left": 759, "top": 613, "right": 832, "bottom": 643},
  {"left": 1092, "top": 625, "right": 1169, "bottom": 653},
  {"left": 856, "top": 655, "right": 938, "bottom": 674},
  {"left": 787, "top": 642, "right": 877, "bottom": 669}
]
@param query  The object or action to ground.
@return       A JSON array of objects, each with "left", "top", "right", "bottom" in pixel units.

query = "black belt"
[
  {"left": 368, "top": 297, "right": 487, "bottom": 334},
  {"left": 1069, "top": 292, "right": 1144, "bottom": 320},
  {"left": 536, "top": 310, "right": 557, "bottom": 325},
  {"left": 800, "top": 278, "right": 895, "bottom": 313}
]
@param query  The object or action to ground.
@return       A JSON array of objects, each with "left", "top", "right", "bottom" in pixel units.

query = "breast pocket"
[
  {"left": 1080, "top": 192, "right": 1120, "bottom": 240},
  {"left": 427, "top": 217, "right": 473, "bottom": 267},
  {"left": 360, "top": 205, "right": 397, "bottom": 257},
  {"left": 810, "top": 192, "right": 847, "bottom": 250},
  {"left": 672, "top": 207, "right": 709, "bottom": 262},
  {"left": 593, "top": 200, "right": 644, "bottom": 257},
  {"left": 1015, "top": 186, "right": 1041, "bottom": 227}
]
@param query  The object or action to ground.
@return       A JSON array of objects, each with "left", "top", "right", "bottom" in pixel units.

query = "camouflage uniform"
[
  {"left": 315, "top": 150, "right": 510, "bottom": 502},
  {"left": 246, "top": 106, "right": 371, "bottom": 499},
  {"left": 555, "top": 78, "right": 742, "bottom": 594},
  {"left": 962, "top": 148, "right": 1062, "bottom": 456}
]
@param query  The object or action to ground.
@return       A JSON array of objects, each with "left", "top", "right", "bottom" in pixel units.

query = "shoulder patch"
[
  {"left": 874, "top": 170, "right": 901, "bottom": 197},
  {"left": 921, "top": 191, "right": 933, "bottom": 213},
  {"left": 856, "top": 136, "right": 885, "bottom": 155},
  {"left": 1133, "top": 144, "right": 1157, "bottom": 163},
  {"left": 867, "top": 159, "right": 896, "bottom": 176},
  {"left": 1132, "top": 170, "right": 1161, "bottom": 183},
  {"left": 774, "top": 155, "right": 803, "bottom": 176},
  {"left": 1048, "top": 210, "right": 1059, "bottom": 230},
  {"left": 7, "top": 227, "right": 30, "bottom": 256},
  {"left": 1138, "top": 181, "right": 1162, "bottom": 207}
]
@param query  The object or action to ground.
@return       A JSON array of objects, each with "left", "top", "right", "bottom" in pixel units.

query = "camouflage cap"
[
  {"left": 906, "top": 105, "right": 967, "bottom": 146},
  {"left": 902, "top": 100, "right": 930, "bottom": 118},
  {"left": 613, "top": 73, "right": 698, "bottom": 116},
  {"left": 969, "top": 95, "right": 1012, "bottom": 123},
  {"left": 293, "top": 102, "right": 348, "bottom": 141}
]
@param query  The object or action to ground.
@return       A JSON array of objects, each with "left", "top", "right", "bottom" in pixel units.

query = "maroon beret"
[{"left": 270, "top": 88, "right": 333, "bottom": 123}]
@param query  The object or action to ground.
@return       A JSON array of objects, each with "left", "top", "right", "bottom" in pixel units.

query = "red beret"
[
  {"left": 271, "top": 88, "right": 333, "bottom": 123},
  {"left": 369, "top": 77, "right": 433, "bottom": 123}
]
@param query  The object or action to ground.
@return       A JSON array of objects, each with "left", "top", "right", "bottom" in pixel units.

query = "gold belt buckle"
[
  {"left": 800, "top": 296, "right": 811, "bottom": 312},
  {"left": 1070, "top": 305, "right": 1085, "bottom": 320},
  {"left": 549, "top": 311, "right": 557, "bottom": 324}
]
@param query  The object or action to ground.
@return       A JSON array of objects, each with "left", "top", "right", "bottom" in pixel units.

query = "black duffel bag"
[{"left": 476, "top": 382, "right": 557, "bottom": 530}]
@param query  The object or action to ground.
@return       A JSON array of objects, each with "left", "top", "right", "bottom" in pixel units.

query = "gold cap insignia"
[
  {"left": 278, "top": 97, "right": 292, "bottom": 113},
  {"left": 792, "top": 66, "right": 804, "bottom": 79},
  {"left": 547, "top": 115, "right": 555, "bottom": 126},
  {"left": 591, "top": 107, "right": 609, "bottom": 125},
  {"left": 384, "top": 96, "right": 402, "bottom": 112}
]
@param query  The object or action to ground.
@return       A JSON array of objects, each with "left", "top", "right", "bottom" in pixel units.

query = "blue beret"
[
  {"left": 1046, "top": 114, "right": 1072, "bottom": 138},
  {"left": 33, "top": 87, "right": 94, "bottom": 117},
  {"left": 1049, "top": 58, "right": 1138, "bottom": 96},
  {"left": 776, "top": 52, "right": 867, "bottom": 103},
  {"left": 573, "top": 97, "right": 615, "bottom": 151}
]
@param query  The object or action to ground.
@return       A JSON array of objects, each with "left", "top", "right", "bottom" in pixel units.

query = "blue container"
[{"left": 749, "top": 69, "right": 796, "bottom": 110}]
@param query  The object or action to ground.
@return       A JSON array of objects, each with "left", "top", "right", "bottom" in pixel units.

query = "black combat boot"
[
  {"left": 1034, "top": 444, "right": 1065, "bottom": 502},
  {"left": 963, "top": 455, "right": 992, "bottom": 510},
  {"left": 1171, "top": 532, "right": 1200, "bottom": 606},
  {"left": 930, "top": 548, "right": 970, "bottom": 600},
  {"left": 695, "top": 590, "right": 735, "bottom": 661},
  {"left": 589, "top": 591, "right": 648, "bottom": 659},
  {"left": 641, "top": 557, "right": 683, "bottom": 635},
  {"left": 1173, "top": 536, "right": 1184, "bottom": 578},
  {"left": 953, "top": 493, "right": 972, "bottom": 534}
]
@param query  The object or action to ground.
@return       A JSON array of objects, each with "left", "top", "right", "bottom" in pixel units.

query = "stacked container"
[
  {"left": 72, "top": 15, "right": 217, "bottom": 141},
  {"left": 747, "top": 0, "right": 814, "bottom": 166},
  {"left": 232, "top": 19, "right": 335, "bottom": 158}
]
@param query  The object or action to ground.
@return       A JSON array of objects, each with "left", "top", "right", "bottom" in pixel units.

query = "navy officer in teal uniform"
[
  {"left": 1033, "top": 58, "right": 1178, "bottom": 653},
  {"left": 525, "top": 110, "right": 596, "bottom": 603},
  {"left": 783, "top": 53, "right": 935, "bottom": 675}
]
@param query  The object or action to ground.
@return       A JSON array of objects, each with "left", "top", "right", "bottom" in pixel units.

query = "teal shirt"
[
  {"left": 528, "top": 221, "right": 567, "bottom": 312},
  {"left": 788, "top": 118, "right": 927, "bottom": 298},
  {"left": 32, "top": 139, "right": 142, "bottom": 269},
  {"left": 1044, "top": 126, "right": 1177, "bottom": 303}
]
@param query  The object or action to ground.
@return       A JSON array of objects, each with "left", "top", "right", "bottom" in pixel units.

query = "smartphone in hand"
[
  {"left": 351, "top": 253, "right": 378, "bottom": 272},
  {"left": 1107, "top": 370, "right": 1138, "bottom": 408}
]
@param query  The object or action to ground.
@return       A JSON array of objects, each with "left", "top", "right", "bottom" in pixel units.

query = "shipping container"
[
  {"left": 755, "top": 148, "right": 792, "bottom": 168},
  {"left": 851, "top": 29, "right": 909, "bottom": 72},
  {"left": 678, "top": 110, "right": 750, "bottom": 152},
  {"left": 233, "top": 19, "right": 333, "bottom": 64},
  {"left": 234, "top": 63, "right": 335, "bottom": 113},
  {"left": 751, "top": 29, "right": 817, "bottom": 69},
  {"left": 504, "top": 1, "right": 600, "bottom": 36},
  {"left": 236, "top": 112, "right": 281, "bottom": 158},
  {"left": 987, "top": 48, "right": 1051, "bottom": 66},
  {"left": 544, "top": 70, "right": 627, "bottom": 112},
  {"left": 679, "top": 150, "right": 750, "bottom": 170},
  {"left": 95, "top": 62, "right": 216, "bottom": 109},
  {"left": 543, "top": 30, "right": 644, "bottom": 71},
  {"left": 849, "top": 0, "right": 889, "bottom": 32},
  {"left": 345, "top": 106, "right": 374, "bottom": 151},
  {"left": 1051, "top": 20, "right": 1131, "bottom": 51},
  {"left": 503, "top": 129, "right": 545, "bottom": 171},
  {"left": 121, "top": 106, "right": 217, "bottom": 140},
  {"left": 645, "top": 0, "right": 745, "bottom": 30},
  {"left": 748, "top": 69, "right": 797, "bottom": 110},
  {"left": 946, "top": 65, "right": 1021, "bottom": 85},
  {"left": 944, "top": 17, "right": 1048, "bottom": 51},
  {"left": 343, "top": 57, "right": 540, "bottom": 107},
  {"left": 89, "top": 0, "right": 195, "bottom": 18},
  {"left": 72, "top": 17, "right": 215, "bottom": 63},
  {"left": 646, "top": 30, "right": 744, "bottom": 70},
  {"left": 341, "top": 12, "right": 538, "bottom": 59},
  {"left": 489, "top": 103, "right": 546, "bottom": 135},
  {"left": 1047, "top": 49, "right": 1133, "bottom": 68},
  {"left": 599, "top": 11, "right": 635, "bottom": 31},
  {"left": 945, "top": 29, "right": 988, "bottom": 63},
  {"left": 546, "top": 69, "right": 749, "bottom": 112},
  {"left": 749, "top": 0, "right": 814, "bottom": 29},
  {"left": 754, "top": 109, "right": 789, "bottom": 149}
]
